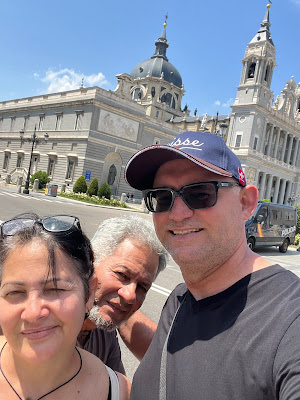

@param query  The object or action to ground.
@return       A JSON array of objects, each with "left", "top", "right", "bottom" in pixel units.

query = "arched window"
[
  {"left": 248, "top": 63, "right": 256, "bottom": 79},
  {"left": 264, "top": 65, "right": 270, "bottom": 82},
  {"left": 132, "top": 87, "right": 143, "bottom": 100},
  {"left": 160, "top": 92, "right": 176, "bottom": 109}
]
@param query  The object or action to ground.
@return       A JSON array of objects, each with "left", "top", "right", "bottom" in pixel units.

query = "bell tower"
[{"left": 234, "top": 3, "right": 276, "bottom": 109}]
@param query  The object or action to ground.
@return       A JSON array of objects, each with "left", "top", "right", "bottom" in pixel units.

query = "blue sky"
[{"left": 1, "top": 1, "right": 300, "bottom": 117}]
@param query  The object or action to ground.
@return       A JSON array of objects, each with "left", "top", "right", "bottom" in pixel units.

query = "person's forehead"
[
  {"left": 153, "top": 158, "right": 229, "bottom": 184},
  {"left": 97, "top": 238, "right": 157, "bottom": 274}
]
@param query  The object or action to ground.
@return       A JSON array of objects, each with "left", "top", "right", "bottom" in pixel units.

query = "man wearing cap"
[{"left": 125, "top": 131, "right": 300, "bottom": 399}]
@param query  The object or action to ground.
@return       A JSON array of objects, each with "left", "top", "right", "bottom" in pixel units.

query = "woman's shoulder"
[
  {"left": 77, "top": 347, "right": 131, "bottom": 400},
  {"left": 77, "top": 347, "right": 110, "bottom": 397}
]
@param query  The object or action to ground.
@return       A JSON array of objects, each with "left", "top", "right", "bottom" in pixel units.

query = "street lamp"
[
  {"left": 213, "top": 112, "right": 219, "bottom": 135},
  {"left": 19, "top": 125, "right": 49, "bottom": 195}
]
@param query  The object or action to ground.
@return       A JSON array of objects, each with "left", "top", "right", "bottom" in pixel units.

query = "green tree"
[
  {"left": 98, "top": 182, "right": 111, "bottom": 199},
  {"left": 87, "top": 177, "right": 99, "bottom": 197},
  {"left": 30, "top": 171, "right": 50, "bottom": 189},
  {"left": 295, "top": 205, "right": 300, "bottom": 235},
  {"left": 73, "top": 176, "right": 87, "bottom": 193}
]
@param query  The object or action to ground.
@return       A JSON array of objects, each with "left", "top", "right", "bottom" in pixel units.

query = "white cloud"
[
  {"left": 35, "top": 68, "right": 110, "bottom": 93},
  {"left": 221, "top": 98, "right": 234, "bottom": 108},
  {"left": 214, "top": 100, "right": 221, "bottom": 106}
]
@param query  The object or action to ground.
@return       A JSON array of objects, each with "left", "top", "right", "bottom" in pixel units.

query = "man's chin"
[{"left": 88, "top": 305, "right": 119, "bottom": 332}]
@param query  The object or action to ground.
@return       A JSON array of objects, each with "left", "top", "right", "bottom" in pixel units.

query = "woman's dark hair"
[{"left": 0, "top": 213, "right": 94, "bottom": 302}]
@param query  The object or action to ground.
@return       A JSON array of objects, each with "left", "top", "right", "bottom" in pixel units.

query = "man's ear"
[
  {"left": 239, "top": 184, "right": 259, "bottom": 221},
  {"left": 86, "top": 275, "right": 98, "bottom": 310}
]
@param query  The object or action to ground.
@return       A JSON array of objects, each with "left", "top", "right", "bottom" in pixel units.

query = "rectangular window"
[
  {"left": 235, "top": 134, "right": 242, "bottom": 148},
  {"left": 0, "top": 118, "right": 3, "bottom": 130},
  {"left": 253, "top": 137, "right": 258, "bottom": 150},
  {"left": 10, "top": 117, "right": 15, "bottom": 132},
  {"left": 55, "top": 114, "right": 62, "bottom": 130},
  {"left": 48, "top": 158, "right": 55, "bottom": 177},
  {"left": 71, "top": 143, "right": 77, "bottom": 151},
  {"left": 38, "top": 115, "right": 45, "bottom": 131},
  {"left": 23, "top": 116, "right": 29, "bottom": 131},
  {"left": 74, "top": 111, "right": 83, "bottom": 130},
  {"left": 52, "top": 142, "right": 57, "bottom": 150},
  {"left": 3, "top": 153, "right": 9, "bottom": 170},
  {"left": 66, "top": 159, "right": 75, "bottom": 180},
  {"left": 16, "top": 155, "right": 23, "bottom": 168},
  {"left": 285, "top": 211, "right": 290, "bottom": 221}
]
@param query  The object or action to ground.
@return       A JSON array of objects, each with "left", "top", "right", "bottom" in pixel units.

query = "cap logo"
[
  {"left": 168, "top": 137, "right": 204, "bottom": 152},
  {"left": 238, "top": 168, "right": 245, "bottom": 186}
]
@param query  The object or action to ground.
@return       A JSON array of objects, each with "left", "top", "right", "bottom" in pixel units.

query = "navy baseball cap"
[{"left": 125, "top": 131, "right": 246, "bottom": 190}]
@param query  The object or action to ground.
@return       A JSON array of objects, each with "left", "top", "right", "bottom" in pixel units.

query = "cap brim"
[{"left": 125, "top": 145, "right": 232, "bottom": 190}]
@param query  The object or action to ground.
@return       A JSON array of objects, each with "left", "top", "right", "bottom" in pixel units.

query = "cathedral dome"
[
  {"left": 130, "top": 22, "right": 182, "bottom": 89},
  {"left": 131, "top": 58, "right": 182, "bottom": 88}
]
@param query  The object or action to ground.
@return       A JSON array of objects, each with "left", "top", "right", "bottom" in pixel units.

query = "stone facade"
[
  {"left": 227, "top": 4, "right": 300, "bottom": 206},
  {"left": 0, "top": 86, "right": 180, "bottom": 197},
  {"left": 1, "top": 8, "right": 300, "bottom": 206}
]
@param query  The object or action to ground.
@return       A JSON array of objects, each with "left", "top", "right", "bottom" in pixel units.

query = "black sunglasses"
[
  {"left": 143, "top": 181, "right": 240, "bottom": 213},
  {"left": 0, "top": 215, "right": 81, "bottom": 238}
]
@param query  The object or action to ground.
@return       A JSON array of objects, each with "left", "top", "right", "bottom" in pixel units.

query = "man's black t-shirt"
[{"left": 131, "top": 265, "right": 300, "bottom": 400}]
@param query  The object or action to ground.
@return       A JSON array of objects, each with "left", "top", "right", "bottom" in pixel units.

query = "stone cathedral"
[{"left": 0, "top": 4, "right": 300, "bottom": 205}]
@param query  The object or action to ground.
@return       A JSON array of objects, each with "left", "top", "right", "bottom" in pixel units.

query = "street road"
[{"left": 0, "top": 185, "right": 299, "bottom": 381}]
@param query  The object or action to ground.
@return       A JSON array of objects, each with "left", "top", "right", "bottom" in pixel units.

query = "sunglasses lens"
[
  {"left": 1, "top": 218, "right": 34, "bottom": 237},
  {"left": 183, "top": 183, "right": 217, "bottom": 209},
  {"left": 43, "top": 216, "right": 76, "bottom": 232},
  {"left": 146, "top": 189, "right": 173, "bottom": 212}
]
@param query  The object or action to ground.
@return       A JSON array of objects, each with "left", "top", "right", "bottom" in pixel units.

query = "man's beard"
[{"left": 88, "top": 304, "right": 121, "bottom": 332}]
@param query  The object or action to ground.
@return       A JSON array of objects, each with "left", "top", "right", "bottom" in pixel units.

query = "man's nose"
[
  {"left": 169, "top": 195, "right": 194, "bottom": 221},
  {"left": 118, "top": 283, "right": 137, "bottom": 304},
  {"left": 21, "top": 293, "right": 49, "bottom": 322}
]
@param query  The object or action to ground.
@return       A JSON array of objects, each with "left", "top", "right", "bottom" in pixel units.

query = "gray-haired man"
[{"left": 77, "top": 214, "right": 168, "bottom": 374}]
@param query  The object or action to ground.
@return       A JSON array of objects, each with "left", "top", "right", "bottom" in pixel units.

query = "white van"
[{"left": 245, "top": 202, "right": 297, "bottom": 253}]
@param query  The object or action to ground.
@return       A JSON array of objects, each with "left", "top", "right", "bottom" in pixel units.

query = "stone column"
[
  {"left": 278, "top": 179, "right": 287, "bottom": 204},
  {"left": 266, "top": 125, "right": 274, "bottom": 156},
  {"left": 286, "top": 135, "right": 294, "bottom": 165},
  {"left": 259, "top": 123, "right": 268, "bottom": 153},
  {"left": 259, "top": 172, "right": 267, "bottom": 200},
  {"left": 273, "top": 127, "right": 281, "bottom": 159},
  {"left": 272, "top": 177, "right": 281, "bottom": 203},
  {"left": 265, "top": 175, "right": 273, "bottom": 200},
  {"left": 280, "top": 132, "right": 288, "bottom": 161},
  {"left": 254, "top": 170, "right": 260, "bottom": 187},
  {"left": 284, "top": 181, "right": 293, "bottom": 205},
  {"left": 292, "top": 138, "right": 300, "bottom": 166}
]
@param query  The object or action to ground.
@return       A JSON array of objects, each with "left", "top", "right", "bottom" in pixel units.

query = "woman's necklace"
[{"left": 0, "top": 342, "right": 82, "bottom": 400}]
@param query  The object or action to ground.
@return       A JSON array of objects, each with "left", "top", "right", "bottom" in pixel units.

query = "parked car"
[{"left": 245, "top": 202, "right": 297, "bottom": 253}]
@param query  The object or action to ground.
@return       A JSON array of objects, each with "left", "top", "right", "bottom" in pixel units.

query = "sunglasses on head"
[
  {"left": 0, "top": 215, "right": 81, "bottom": 238},
  {"left": 143, "top": 181, "right": 240, "bottom": 213}
]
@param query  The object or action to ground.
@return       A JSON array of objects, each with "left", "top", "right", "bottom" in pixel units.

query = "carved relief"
[
  {"left": 98, "top": 110, "right": 139, "bottom": 142},
  {"left": 246, "top": 167, "right": 257, "bottom": 185}
]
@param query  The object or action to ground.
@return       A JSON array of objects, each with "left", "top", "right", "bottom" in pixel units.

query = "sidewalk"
[{"left": 0, "top": 181, "right": 148, "bottom": 214}]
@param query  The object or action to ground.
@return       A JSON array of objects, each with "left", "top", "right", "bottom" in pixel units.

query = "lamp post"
[
  {"left": 19, "top": 125, "right": 49, "bottom": 195},
  {"left": 213, "top": 112, "right": 219, "bottom": 134}
]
